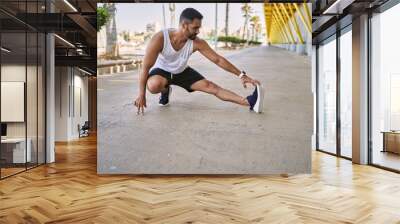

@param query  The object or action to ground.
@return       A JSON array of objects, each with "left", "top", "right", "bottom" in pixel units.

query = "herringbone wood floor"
[{"left": 1, "top": 134, "right": 400, "bottom": 224}]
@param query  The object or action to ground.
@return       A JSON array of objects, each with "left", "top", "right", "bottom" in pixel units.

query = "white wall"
[
  {"left": 54, "top": 67, "right": 89, "bottom": 141},
  {"left": 1, "top": 63, "right": 46, "bottom": 164},
  {"left": 55, "top": 66, "right": 69, "bottom": 141},
  {"left": 1, "top": 65, "right": 26, "bottom": 128},
  {"left": 1, "top": 82, "right": 25, "bottom": 122},
  {"left": 71, "top": 72, "right": 89, "bottom": 138},
  {"left": 1, "top": 65, "right": 32, "bottom": 138}
]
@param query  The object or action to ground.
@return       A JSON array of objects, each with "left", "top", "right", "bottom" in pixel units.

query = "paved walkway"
[{"left": 98, "top": 46, "right": 312, "bottom": 174}]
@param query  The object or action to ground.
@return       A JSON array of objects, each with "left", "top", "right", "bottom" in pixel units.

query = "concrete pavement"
[{"left": 98, "top": 46, "right": 312, "bottom": 174}]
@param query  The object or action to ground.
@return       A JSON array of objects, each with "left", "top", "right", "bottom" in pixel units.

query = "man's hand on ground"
[
  {"left": 134, "top": 94, "right": 146, "bottom": 115},
  {"left": 240, "top": 75, "right": 261, "bottom": 88}
]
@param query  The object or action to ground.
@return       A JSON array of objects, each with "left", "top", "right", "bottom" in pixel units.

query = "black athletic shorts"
[{"left": 148, "top": 67, "right": 205, "bottom": 92}]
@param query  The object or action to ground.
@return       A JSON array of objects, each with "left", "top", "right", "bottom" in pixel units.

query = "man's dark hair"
[{"left": 179, "top": 8, "right": 203, "bottom": 23}]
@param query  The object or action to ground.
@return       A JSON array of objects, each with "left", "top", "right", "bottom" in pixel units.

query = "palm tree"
[
  {"left": 97, "top": 5, "right": 110, "bottom": 32},
  {"left": 250, "top": 15, "right": 260, "bottom": 41},
  {"left": 122, "top": 30, "right": 130, "bottom": 42},
  {"left": 224, "top": 3, "right": 229, "bottom": 47},
  {"left": 241, "top": 3, "right": 252, "bottom": 40},
  {"left": 105, "top": 3, "right": 119, "bottom": 58}
]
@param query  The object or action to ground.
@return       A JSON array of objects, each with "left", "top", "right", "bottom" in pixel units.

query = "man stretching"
[{"left": 134, "top": 8, "right": 264, "bottom": 115}]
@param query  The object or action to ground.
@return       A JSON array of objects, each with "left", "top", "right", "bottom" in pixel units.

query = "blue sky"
[{"left": 110, "top": 3, "right": 265, "bottom": 34}]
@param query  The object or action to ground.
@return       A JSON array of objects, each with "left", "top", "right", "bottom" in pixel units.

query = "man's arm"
[
  {"left": 195, "top": 39, "right": 260, "bottom": 87},
  {"left": 134, "top": 31, "right": 163, "bottom": 114},
  {"left": 195, "top": 39, "right": 241, "bottom": 76},
  {"left": 138, "top": 31, "right": 163, "bottom": 96}
]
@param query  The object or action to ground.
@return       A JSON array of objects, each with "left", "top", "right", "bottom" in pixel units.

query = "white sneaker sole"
[
  {"left": 158, "top": 86, "right": 172, "bottom": 106},
  {"left": 253, "top": 84, "right": 264, "bottom": 113}
]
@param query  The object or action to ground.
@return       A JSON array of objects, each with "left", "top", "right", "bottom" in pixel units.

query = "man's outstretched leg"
[
  {"left": 191, "top": 79, "right": 249, "bottom": 105},
  {"left": 191, "top": 79, "right": 264, "bottom": 113},
  {"left": 190, "top": 79, "right": 263, "bottom": 112}
]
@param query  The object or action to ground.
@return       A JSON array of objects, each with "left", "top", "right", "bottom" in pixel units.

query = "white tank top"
[{"left": 151, "top": 28, "right": 194, "bottom": 74}]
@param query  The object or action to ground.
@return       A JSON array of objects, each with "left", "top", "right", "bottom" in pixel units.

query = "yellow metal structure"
[
  {"left": 273, "top": 3, "right": 295, "bottom": 44},
  {"left": 294, "top": 4, "right": 312, "bottom": 33},
  {"left": 264, "top": 3, "right": 311, "bottom": 44},
  {"left": 280, "top": 3, "right": 304, "bottom": 44}
]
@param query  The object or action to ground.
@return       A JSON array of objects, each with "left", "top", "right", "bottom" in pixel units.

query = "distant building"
[{"left": 146, "top": 22, "right": 161, "bottom": 33}]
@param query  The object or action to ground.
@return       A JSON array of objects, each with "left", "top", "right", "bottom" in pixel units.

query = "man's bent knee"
[{"left": 147, "top": 77, "right": 166, "bottom": 94}]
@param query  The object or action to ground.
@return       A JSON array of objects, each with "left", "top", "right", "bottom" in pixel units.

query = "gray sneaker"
[{"left": 246, "top": 84, "right": 264, "bottom": 113}]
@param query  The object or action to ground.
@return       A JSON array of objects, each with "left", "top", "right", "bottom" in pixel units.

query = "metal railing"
[{"left": 97, "top": 56, "right": 143, "bottom": 75}]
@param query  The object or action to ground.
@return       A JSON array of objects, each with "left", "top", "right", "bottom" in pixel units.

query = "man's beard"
[{"left": 188, "top": 34, "right": 197, "bottom": 40}]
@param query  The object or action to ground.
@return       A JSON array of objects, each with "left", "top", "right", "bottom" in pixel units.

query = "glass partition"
[
  {"left": 317, "top": 36, "right": 337, "bottom": 154},
  {"left": 27, "top": 31, "right": 38, "bottom": 169},
  {"left": 339, "top": 28, "right": 352, "bottom": 158},
  {"left": 0, "top": 1, "right": 46, "bottom": 179},
  {"left": 371, "top": 3, "right": 400, "bottom": 171},
  {"left": 1, "top": 29, "right": 28, "bottom": 178}
]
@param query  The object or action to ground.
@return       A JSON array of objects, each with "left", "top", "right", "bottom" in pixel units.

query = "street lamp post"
[
  {"left": 214, "top": 3, "right": 218, "bottom": 50},
  {"left": 162, "top": 4, "right": 166, "bottom": 28}
]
